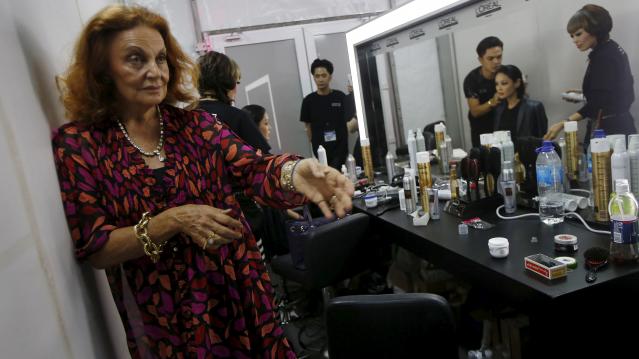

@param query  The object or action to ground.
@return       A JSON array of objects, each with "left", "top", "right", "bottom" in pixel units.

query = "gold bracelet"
[
  {"left": 281, "top": 160, "right": 301, "bottom": 192},
  {"left": 133, "top": 212, "right": 166, "bottom": 263}
]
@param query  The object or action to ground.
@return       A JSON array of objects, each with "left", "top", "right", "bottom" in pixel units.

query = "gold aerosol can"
[
  {"left": 434, "top": 123, "right": 446, "bottom": 159},
  {"left": 417, "top": 151, "right": 432, "bottom": 213},
  {"left": 361, "top": 138, "right": 374, "bottom": 183},
  {"left": 564, "top": 121, "right": 579, "bottom": 180},
  {"left": 591, "top": 138, "right": 612, "bottom": 221},
  {"left": 450, "top": 162, "right": 459, "bottom": 200}
]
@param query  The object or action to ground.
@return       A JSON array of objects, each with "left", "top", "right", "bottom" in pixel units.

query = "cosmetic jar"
[{"left": 488, "top": 237, "right": 509, "bottom": 258}]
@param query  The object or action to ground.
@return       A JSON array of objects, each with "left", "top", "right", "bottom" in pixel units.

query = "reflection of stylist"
[
  {"left": 545, "top": 4, "right": 636, "bottom": 140},
  {"left": 463, "top": 36, "right": 504, "bottom": 147},
  {"left": 493, "top": 65, "right": 548, "bottom": 144}
]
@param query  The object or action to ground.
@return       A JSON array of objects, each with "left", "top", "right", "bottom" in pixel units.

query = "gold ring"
[{"left": 206, "top": 232, "right": 221, "bottom": 248}]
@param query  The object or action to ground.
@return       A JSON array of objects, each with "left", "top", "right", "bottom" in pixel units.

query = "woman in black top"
[
  {"left": 493, "top": 65, "right": 548, "bottom": 144},
  {"left": 545, "top": 4, "right": 636, "bottom": 140},
  {"left": 196, "top": 51, "right": 271, "bottom": 153}
]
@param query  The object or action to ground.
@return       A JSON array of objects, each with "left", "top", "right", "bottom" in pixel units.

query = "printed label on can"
[{"left": 611, "top": 218, "right": 638, "bottom": 244}]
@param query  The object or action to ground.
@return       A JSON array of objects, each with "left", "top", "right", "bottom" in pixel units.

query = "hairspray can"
[
  {"left": 450, "top": 163, "right": 459, "bottom": 201},
  {"left": 501, "top": 161, "right": 517, "bottom": 214},
  {"left": 434, "top": 123, "right": 446, "bottom": 159},
  {"left": 591, "top": 138, "right": 612, "bottom": 221},
  {"left": 417, "top": 151, "right": 431, "bottom": 213},
  {"left": 564, "top": 121, "right": 579, "bottom": 181},
  {"left": 429, "top": 189, "right": 440, "bottom": 220},
  {"left": 385, "top": 151, "right": 396, "bottom": 184},
  {"left": 403, "top": 170, "right": 415, "bottom": 213},
  {"left": 361, "top": 138, "right": 374, "bottom": 183}
]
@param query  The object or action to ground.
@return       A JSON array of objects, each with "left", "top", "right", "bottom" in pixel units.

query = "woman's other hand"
[
  {"left": 292, "top": 159, "right": 354, "bottom": 219},
  {"left": 172, "top": 205, "right": 243, "bottom": 250},
  {"left": 544, "top": 121, "right": 565, "bottom": 140}
]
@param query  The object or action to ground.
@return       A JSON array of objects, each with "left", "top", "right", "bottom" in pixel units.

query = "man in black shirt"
[
  {"left": 463, "top": 36, "right": 504, "bottom": 147},
  {"left": 300, "top": 59, "right": 348, "bottom": 169}
]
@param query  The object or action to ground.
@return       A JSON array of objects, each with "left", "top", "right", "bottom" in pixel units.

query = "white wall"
[
  {"left": 0, "top": 0, "right": 215, "bottom": 356},
  {"left": 196, "top": 0, "right": 389, "bottom": 32},
  {"left": 1, "top": 0, "right": 133, "bottom": 358}
]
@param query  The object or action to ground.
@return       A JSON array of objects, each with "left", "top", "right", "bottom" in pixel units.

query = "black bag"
[{"left": 286, "top": 205, "right": 335, "bottom": 270}]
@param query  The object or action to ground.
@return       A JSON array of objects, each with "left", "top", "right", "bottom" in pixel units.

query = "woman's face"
[
  {"left": 108, "top": 25, "right": 169, "bottom": 111},
  {"left": 570, "top": 28, "right": 598, "bottom": 52},
  {"left": 259, "top": 112, "right": 271, "bottom": 140},
  {"left": 495, "top": 73, "right": 520, "bottom": 100}
]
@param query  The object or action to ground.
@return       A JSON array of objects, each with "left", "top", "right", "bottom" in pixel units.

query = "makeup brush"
[
  {"left": 584, "top": 247, "right": 609, "bottom": 283},
  {"left": 469, "top": 159, "right": 480, "bottom": 201}
]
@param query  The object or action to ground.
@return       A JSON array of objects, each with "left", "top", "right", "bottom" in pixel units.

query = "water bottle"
[
  {"left": 385, "top": 151, "right": 396, "bottom": 184},
  {"left": 536, "top": 141, "right": 564, "bottom": 225},
  {"left": 416, "top": 130, "right": 426, "bottom": 152},
  {"left": 611, "top": 139, "right": 630, "bottom": 192},
  {"left": 317, "top": 145, "right": 327, "bottom": 166},
  {"left": 608, "top": 179, "right": 639, "bottom": 263},
  {"left": 346, "top": 153, "right": 357, "bottom": 183}
]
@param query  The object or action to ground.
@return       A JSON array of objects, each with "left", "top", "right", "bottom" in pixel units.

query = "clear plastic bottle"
[
  {"left": 317, "top": 145, "right": 327, "bottom": 166},
  {"left": 608, "top": 179, "right": 639, "bottom": 263},
  {"left": 536, "top": 141, "right": 564, "bottom": 225}
]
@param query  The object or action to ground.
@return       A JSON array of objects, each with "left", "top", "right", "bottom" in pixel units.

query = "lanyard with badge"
[{"left": 323, "top": 101, "right": 342, "bottom": 142}]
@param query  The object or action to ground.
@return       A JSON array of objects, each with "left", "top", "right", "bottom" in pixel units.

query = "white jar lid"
[
  {"left": 488, "top": 237, "right": 509, "bottom": 248},
  {"left": 554, "top": 234, "right": 577, "bottom": 244},
  {"left": 360, "top": 138, "right": 370, "bottom": 146}
]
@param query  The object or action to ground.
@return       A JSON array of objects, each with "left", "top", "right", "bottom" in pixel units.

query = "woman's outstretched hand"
[
  {"left": 292, "top": 159, "right": 354, "bottom": 218},
  {"left": 544, "top": 121, "right": 565, "bottom": 140}
]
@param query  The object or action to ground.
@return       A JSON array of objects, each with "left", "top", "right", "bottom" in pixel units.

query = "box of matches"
[{"left": 524, "top": 253, "right": 567, "bottom": 280}]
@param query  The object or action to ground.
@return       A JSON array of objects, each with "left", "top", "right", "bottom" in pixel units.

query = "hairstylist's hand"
[
  {"left": 544, "top": 121, "right": 565, "bottom": 140},
  {"left": 171, "top": 204, "right": 243, "bottom": 250},
  {"left": 292, "top": 158, "right": 354, "bottom": 218}
]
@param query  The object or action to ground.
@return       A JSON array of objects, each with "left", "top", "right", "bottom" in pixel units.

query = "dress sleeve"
[
  {"left": 51, "top": 125, "right": 116, "bottom": 260},
  {"left": 203, "top": 112, "right": 307, "bottom": 209}
]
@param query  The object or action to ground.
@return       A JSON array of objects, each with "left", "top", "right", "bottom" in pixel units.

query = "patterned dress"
[{"left": 52, "top": 105, "right": 304, "bottom": 358}]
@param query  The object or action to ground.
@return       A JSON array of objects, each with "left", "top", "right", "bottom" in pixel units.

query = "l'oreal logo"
[
  {"left": 438, "top": 16, "right": 458, "bottom": 30},
  {"left": 409, "top": 28, "right": 425, "bottom": 40},
  {"left": 475, "top": 0, "right": 502, "bottom": 17},
  {"left": 386, "top": 37, "right": 399, "bottom": 47}
]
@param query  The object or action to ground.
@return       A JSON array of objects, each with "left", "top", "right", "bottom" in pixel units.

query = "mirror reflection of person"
[
  {"left": 493, "top": 65, "right": 548, "bottom": 144},
  {"left": 300, "top": 59, "right": 349, "bottom": 169},
  {"left": 463, "top": 36, "right": 504, "bottom": 147},
  {"left": 545, "top": 4, "right": 636, "bottom": 140},
  {"left": 52, "top": 5, "right": 353, "bottom": 357}
]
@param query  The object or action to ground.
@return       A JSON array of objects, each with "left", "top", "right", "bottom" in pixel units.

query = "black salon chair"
[
  {"left": 270, "top": 213, "right": 369, "bottom": 298},
  {"left": 326, "top": 293, "right": 458, "bottom": 359}
]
